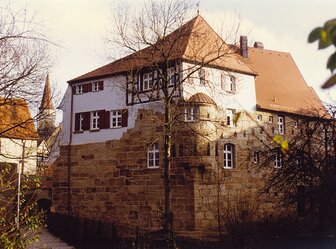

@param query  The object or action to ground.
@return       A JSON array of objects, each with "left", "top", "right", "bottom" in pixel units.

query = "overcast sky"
[{"left": 12, "top": 0, "right": 336, "bottom": 109}]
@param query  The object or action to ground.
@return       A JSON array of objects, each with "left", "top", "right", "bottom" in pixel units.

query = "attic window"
[
  {"left": 256, "top": 114, "right": 262, "bottom": 122},
  {"left": 76, "top": 85, "right": 83, "bottom": 94}
]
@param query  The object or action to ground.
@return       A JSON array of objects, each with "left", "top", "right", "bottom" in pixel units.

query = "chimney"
[
  {"left": 254, "top": 41, "right": 264, "bottom": 49},
  {"left": 240, "top": 36, "right": 248, "bottom": 58}
]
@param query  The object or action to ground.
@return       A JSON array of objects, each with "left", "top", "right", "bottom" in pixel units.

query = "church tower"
[{"left": 38, "top": 74, "right": 56, "bottom": 140}]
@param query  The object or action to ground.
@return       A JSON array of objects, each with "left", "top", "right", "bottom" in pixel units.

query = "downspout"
[{"left": 67, "top": 86, "right": 74, "bottom": 215}]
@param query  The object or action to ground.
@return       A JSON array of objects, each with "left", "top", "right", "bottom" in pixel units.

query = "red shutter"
[
  {"left": 99, "top": 81, "right": 104, "bottom": 90},
  {"left": 82, "top": 112, "right": 91, "bottom": 130},
  {"left": 99, "top": 110, "right": 110, "bottom": 129},
  {"left": 121, "top": 109, "right": 128, "bottom": 127},
  {"left": 74, "top": 113, "right": 80, "bottom": 131},
  {"left": 87, "top": 83, "right": 92, "bottom": 92}
]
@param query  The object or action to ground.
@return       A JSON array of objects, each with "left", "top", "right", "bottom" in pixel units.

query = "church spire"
[{"left": 39, "top": 74, "right": 54, "bottom": 111}]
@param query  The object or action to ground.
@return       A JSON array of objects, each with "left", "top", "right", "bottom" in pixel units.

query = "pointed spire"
[{"left": 39, "top": 74, "right": 54, "bottom": 111}]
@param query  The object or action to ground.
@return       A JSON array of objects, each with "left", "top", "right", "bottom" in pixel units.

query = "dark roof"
[
  {"left": 248, "top": 48, "right": 326, "bottom": 116},
  {"left": 0, "top": 98, "right": 39, "bottom": 139},
  {"left": 68, "top": 15, "right": 256, "bottom": 84}
]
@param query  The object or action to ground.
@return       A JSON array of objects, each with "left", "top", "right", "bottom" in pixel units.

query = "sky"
[{"left": 11, "top": 0, "right": 336, "bottom": 116}]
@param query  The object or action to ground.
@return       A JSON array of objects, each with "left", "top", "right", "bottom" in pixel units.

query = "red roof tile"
[
  {"left": 248, "top": 48, "right": 326, "bottom": 116},
  {"left": 0, "top": 99, "right": 39, "bottom": 139},
  {"left": 68, "top": 15, "right": 256, "bottom": 84}
]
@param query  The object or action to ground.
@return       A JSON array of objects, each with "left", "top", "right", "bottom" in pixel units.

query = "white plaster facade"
[
  {"left": 60, "top": 61, "right": 258, "bottom": 146},
  {"left": 0, "top": 137, "right": 37, "bottom": 174}
]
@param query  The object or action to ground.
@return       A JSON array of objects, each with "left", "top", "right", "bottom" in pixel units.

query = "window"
[
  {"left": 256, "top": 114, "right": 262, "bottom": 122},
  {"left": 274, "top": 149, "right": 282, "bottom": 168},
  {"left": 224, "top": 144, "right": 234, "bottom": 169},
  {"left": 76, "top": 85, "right": 83, "bottom": 94},
  {"left": 148, "top": 143, "right": 159, "bottom": 168},
  {"left": 92, "top": 82, "right": 99, "bottom": 91},
  {"left": 143, "top": 72, "right": 153, "bottom": 91},
  {"left": 227, "top": 75, "right": 237, "bottom": 93},
  {"left": 185, "top": 107, "right": 199, "bottom": 122},
  {"left": 221, "top": 73, "right": 226, "bottom": 90},
  {"left": 111, "top": 110, "right": 122, "bottom": 128},
  {"left": 91, "top": 111, "right": 99, "bottom": 130},
  {"left": 294, "top": 120, "right": 298, "bottom": 128},
  {"left": 252, "top": 151, "right": 259, "bottom": 164},
  {"left": 268, "top": 116, "right": 273, "bottom": 123},
  {"left": 226, "top": 109, "right": 236, "bottom": 127},
  {"left": 277, "top": 116, "right": 285, "bottom": 134},
  {"left": 199, "top": 68, "right": 206, "bottom": 85},
  {"left": 187, "top": 68, "right": 194, "bottom": 85},
  {"left": 168, "top": 67, "right": 176, "bottom": 86},
  {"left": 79, "top": 113, "right": 84, "bottom": 131}
]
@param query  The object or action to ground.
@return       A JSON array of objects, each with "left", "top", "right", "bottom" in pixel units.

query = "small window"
[
  {"left": 268, "top": 116, "right": 273, "bottom": 123},
  {"left": 111, "top": 110, "right": 122, "bottom": 128},
  {"left": 168, "top": 67, "right": 176, "bottom": 86},
  {"left": 220, "top": 73, "right": 226, "bottom": 91},
  {"left": 224, "top": 144, "right": 234, "bottom": 169},
  {"left": 277, "top": 116, "right": 285, "bottom": 134},
  {"left": 148, "top": 143, "right": 159, "bottom": 168},
  {"left": 252, "top": 151, "right": 259, "bottom": 164},
  {"left": 185, "top": 107, "right": 199, "bottom": 122},
  {"left": 294, "top": 120, "right": 298, "bottom": 128},
  {"left": 143, "top": 72, "right": 153, "bottom": 91},
  {"left": 256, "top": 114, "right": 262, "bottom": 122},
  {"left": 274, "top": 149, "right": 282, "bottom": 168},
  {"left": 226, "top": 109, "right": 236, "bottom": 127},
  {"left": 76, "top": 85, "right": 83, "bottom": 94},
  {"left": 187, "top": 68, "right": 194, "bottom": 85},
  {"left": 92, "top": 82, "right": 99, "bottom": 91},
  {"left": 91, "top": 111, "right": 99, "bottom": 130},
  {"left": 227, "top": 75, "right": 236, "bottom": 93},
  {"left": 199, "top": 68, "right": 206, "bottom": 85}
]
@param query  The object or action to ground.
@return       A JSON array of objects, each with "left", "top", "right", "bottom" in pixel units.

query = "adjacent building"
[{"left": 52, "top": 15, "right": 325, "bottom": 234}]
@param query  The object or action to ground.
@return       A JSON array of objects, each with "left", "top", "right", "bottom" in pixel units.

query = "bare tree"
[{"left": 106, "top": 0, "right": 249, "bottom": 236}]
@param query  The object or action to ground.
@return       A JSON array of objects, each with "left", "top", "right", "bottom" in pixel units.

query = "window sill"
[
  {"left": 90, "top": 129, "right": 100, "bottom": 132},
  {"left": 73, "top": 130, "right": 84, "bottom": 134},
  {"left": 147, "top": 166, "right": 160, "bottom": 169},
  {"left": 110, "top": 126, "right": 122, "bottom": 129}
]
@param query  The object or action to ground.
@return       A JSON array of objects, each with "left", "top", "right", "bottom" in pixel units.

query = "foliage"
[
  {"left": 0, "top": 163, "right": 44, "bottom": 249},
  {"left": 258, "top": 109, "right": 336, "bottom": 233},
  {"left": 308, "top": 18, "right": 336, "bottom": 88}
]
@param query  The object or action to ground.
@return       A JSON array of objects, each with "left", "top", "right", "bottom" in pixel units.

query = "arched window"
[{"left": 224, "top": 144, "right": 235, "bottom": 169}]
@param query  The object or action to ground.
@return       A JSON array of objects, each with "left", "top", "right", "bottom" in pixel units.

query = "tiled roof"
[
  {"left": 248, "top": 48, "right": 326, "bottom": 116},
  {"left": 68, "top": 15, "right": 256, "bottom": 84},
  {"left": 39, "top": 74, "right": 54, "bottom": 110},
  {"left": 187, "top": 93, "right": 217, "bottom": 106},
  {"left": 0, "top": 98, "right": 39, "bottom": 139}
]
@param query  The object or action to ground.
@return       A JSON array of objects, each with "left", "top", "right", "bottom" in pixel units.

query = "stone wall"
[{"left": 52, "top": 107, "right": 296, "bottom": 234}]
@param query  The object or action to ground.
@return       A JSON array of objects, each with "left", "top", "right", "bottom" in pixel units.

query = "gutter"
[{"left": 67, "top": 86, "right": 73, "bottom": 215}]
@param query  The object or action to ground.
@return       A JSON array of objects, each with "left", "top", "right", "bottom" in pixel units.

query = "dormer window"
[{"left": 76, "top": 85, "right": 83, "bottom": 94}]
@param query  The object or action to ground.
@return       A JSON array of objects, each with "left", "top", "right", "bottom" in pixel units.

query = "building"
[
  {"left": 0, "top": 98, "right": 39, "bottom": 174},
  {"left": 53, "top": 15, "right": 325, "bottom": 234}
]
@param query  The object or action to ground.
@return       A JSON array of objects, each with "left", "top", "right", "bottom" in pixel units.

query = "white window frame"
[
  {"left": 143, "top": 72, "right": 153, "bottom": 91},
  {"left": 168, "top": 67, "right": 175, "bottom": 86},
  {"left": 185, "top": 106, "right": 198, "bottom": 122},
  {"left": 148, "top": 143, "right": 159, "bottom": 168},
  {"left": 92, "top": 82, "right": 99, "bottom": 92},
  {"left": 226, "top": 75, "right": 237, "bottom": 93},
  {"left": 227, "top": 109, "right": 236, "bottom": 127},
  {"left": 274, "top": 150, "right": 282, "bottom": 168},
  {"left": 278, "top": 116, "right": 284, "bottom": 134},
  {"left": 91, "top": 111, "right": 99, "bottom": 130},
  {"left": 76, "top": 85, "right": 83, "bottom": 94},
  {"left": 111, "top": 110, "right": 122, "bottom": 128},
  {"left": 224, "top": 144, "right": 234, "bottom": 169},
  {"left": 220, "top": 73, "right": 226, "bottom": 91}
]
